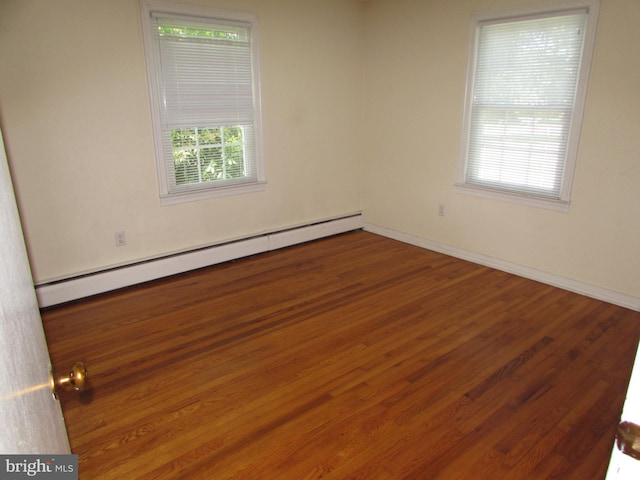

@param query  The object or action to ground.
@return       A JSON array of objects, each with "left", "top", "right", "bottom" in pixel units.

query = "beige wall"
[
  {"left": 1, "top": 0, "right": 638, "bottom": 300},
  {"left": 0, "top": 0, "right": 365, "bottom": 282},
  {"left": 363, "top": 0, "right": 640, "bottom": 298}
]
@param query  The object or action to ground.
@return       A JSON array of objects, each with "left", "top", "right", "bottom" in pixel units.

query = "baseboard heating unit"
[{"left": 36, "top": 213, "right": 364, "bottom": 308}]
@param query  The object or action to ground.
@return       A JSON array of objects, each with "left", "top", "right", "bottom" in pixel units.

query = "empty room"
[{"left": 0, "top": 0, "right": 639, "bottom": 478}]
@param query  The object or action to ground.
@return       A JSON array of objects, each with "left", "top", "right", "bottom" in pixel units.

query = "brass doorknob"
[
  {"left": 51, "top": 362, "right": 89, "bottom": 396},
  {"left": 616, "top": 421, "right": 640, "bottom": 460}
]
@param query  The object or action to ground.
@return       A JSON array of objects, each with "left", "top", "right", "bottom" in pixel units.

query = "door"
[
  {"left": 606, "top": 341, "right": 640, "bottom": 479},
  {"left": 0, "top": 127, "right": 70, "bottom": 453}
]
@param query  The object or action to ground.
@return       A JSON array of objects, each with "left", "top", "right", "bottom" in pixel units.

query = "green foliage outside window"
[
  {"left": 172, "top": 127, "right": 245, "bottom": 186},
  {"left": 158, "top": 25, "right": 241, "bottom": 41}
]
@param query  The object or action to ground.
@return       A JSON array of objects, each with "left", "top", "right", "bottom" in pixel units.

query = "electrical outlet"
[
  {"left": 438, "top": 203, "right": 445, "bottom": 217},
  {"left": 115, "top": 231, "right": 127, "bottom": 247}
]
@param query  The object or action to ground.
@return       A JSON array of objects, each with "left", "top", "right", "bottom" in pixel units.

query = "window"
[
  {"left": 458, "top": 1, "right": 599, "bottom": 210},
  {"left": 140, "top": 1, "right": 264, "bottom": 204}
]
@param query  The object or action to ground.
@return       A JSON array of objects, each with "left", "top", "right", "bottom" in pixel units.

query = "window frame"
[
  {"left": 457, "top": 0, "right": 599, "bottom": 212},
  {"left": 139, "top": 0, "right": 265, "bottom": 205}
]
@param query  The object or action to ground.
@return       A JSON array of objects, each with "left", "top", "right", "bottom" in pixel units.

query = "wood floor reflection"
[{"left": 42, "top": 231, "right": 640, "bottom": 479}]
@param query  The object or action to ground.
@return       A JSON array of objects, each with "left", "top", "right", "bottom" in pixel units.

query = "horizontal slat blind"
[
  {"left": 466, "top": 11, "right": 587, "bottom": 199},
  {"left": 151, "top": 14, "right": 258, "bottom": 193},
  {"left": 153, "top": 16, "right": 254, "bottom": 128}
]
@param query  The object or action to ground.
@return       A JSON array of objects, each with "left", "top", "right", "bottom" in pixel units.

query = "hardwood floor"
[{"left": 41, "top": 231, "right": 640, "bottom": 479}]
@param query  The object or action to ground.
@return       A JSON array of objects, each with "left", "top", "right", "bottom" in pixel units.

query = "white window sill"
[
  {"left": 455, "top": 184, "right": 570, "bottom": 212},
  {"left": 160, "top": 181, "right": 267, "bottom": 206}
]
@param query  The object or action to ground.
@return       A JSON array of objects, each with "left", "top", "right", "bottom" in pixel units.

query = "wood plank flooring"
[{"left": 41, "top": 231, "right": 640, "bottom": 479}]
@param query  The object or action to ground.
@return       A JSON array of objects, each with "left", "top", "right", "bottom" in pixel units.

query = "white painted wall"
[
  {"left": 1, "top": 0, "right": 638, "bottom": 303},
  {"left": 0, "top": 0, "right": 365, "bottom": 283},
  {"left": 362, "top": 0, "right": 640, "bottom": 299}
]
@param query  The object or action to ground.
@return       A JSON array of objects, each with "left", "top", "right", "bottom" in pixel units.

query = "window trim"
[
  {"left": 456, "top": 0, "right": 600, "bottom": 211},
  {"left": 139, "top": 0, "right": 265, "bottom": 205}
]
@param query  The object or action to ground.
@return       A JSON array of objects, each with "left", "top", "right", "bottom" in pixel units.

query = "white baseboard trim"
[
  {"left": 364, "top": 223, "right": 640, "bottom": 312},
  {"left": 36, "top": 213, "right": 364, "bottom": 308}
]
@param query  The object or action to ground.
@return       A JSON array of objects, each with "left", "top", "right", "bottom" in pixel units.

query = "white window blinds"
[
  {"left": 463, "top": 10, "right": 590, "bottom": 201},
  {"left": 153, "top": 16, "right": 255, "bottom": 129},
  {"left": 141, "top": 2, "right": 264, "bottom": 201}
]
